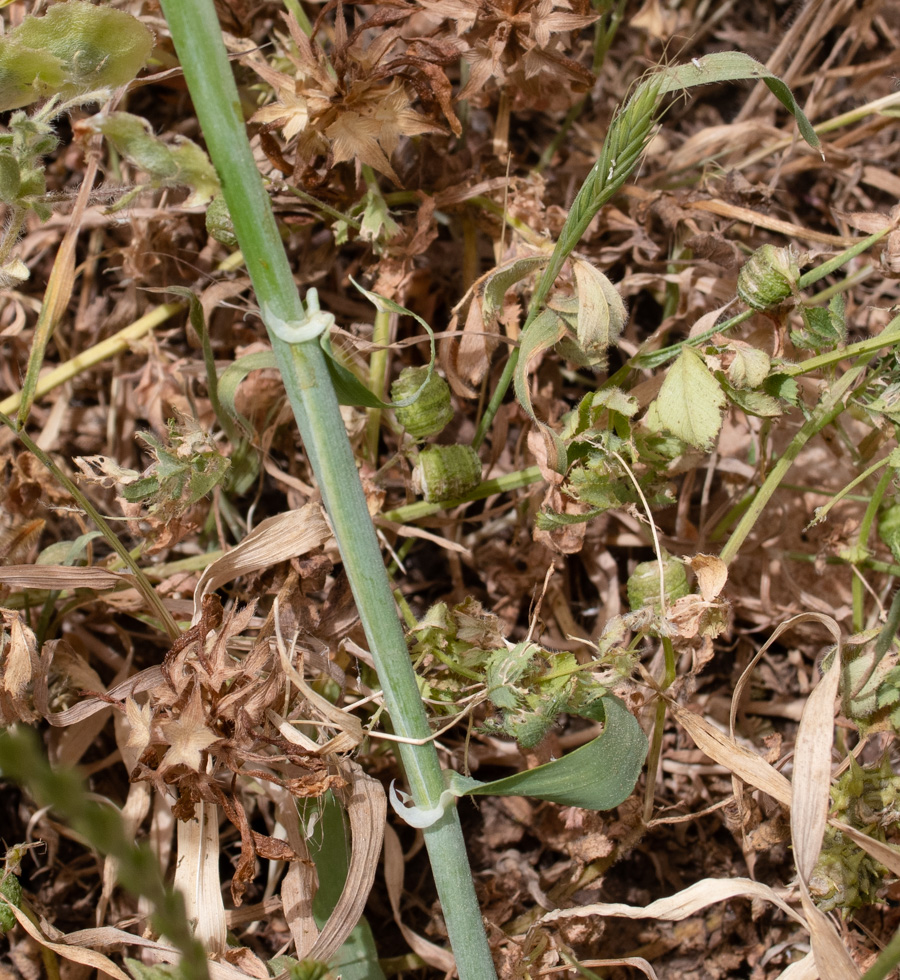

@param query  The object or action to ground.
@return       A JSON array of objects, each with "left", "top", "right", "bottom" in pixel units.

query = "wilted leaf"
[
  {"left": 685, "top": 554, "right": 727, "bottom": 601},
  {"left": 514, "top": 307, "right": 568, "bottom": 476},
  {"left": 571, "top": 257, "right": 628, "bottom": 367},
  {"left": 159, "top": 684, "right": 219, "bottom": 773}
]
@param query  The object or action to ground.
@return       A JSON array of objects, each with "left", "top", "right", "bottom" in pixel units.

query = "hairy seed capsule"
[
  {"left": 737, "top": 244, "right": 801, "bottom": 311},
  {"left": 627, "top": 554, "right": 689, "bottom": 612},
  {"left": 412, "top": 445, "right": 481, "bottom": 503},
  {"left": 392, "top": 367, "right": 454, "bottom": 440}
]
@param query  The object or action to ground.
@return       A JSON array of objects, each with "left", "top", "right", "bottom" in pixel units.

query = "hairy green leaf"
[{"left": 645, "top": 347, "right": 725, "bottom": 449}]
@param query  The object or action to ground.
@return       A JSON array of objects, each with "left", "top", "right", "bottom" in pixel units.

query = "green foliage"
[
  {"left": 810, "top": 756, "right": 900, "bottom": 913},
  {"left": 85, "top": 111, "right": 220, "bottom": 207},
  {"left": 737, "top": 243, "right": 801, "bottom": 311},
  {"left": 392, "top": 366, "right": 453, "bottom": 440},
  {"left": 644, "top": 346, "right": 726, "bottom": 449},
  {"left": 412, "top": 444, "right": 482, "bottom": 503},
  {"left": 878, "top": 504, "right": 900, "bottom": 565},
  {"left": 205, "top": 195, "right": 238, "bottom": 248},
  {"left": 627, "top": 554, "right": 689, "bottom": 613},
  {"left": 412, "top": 600, "right": 610, "bottom": 748},
  {"left": 791, "top": 294, "right": 847, "bottom": 352},
  {"left": 0, "top": 2, "right": 153, "bottom": 111},
  {"left": 122, "top": 416, "right": 231, "bottom": 519},
  {"left": 125, "top": 960, "right": 185, "bottom": 980},
  {"left": 0, "top": 111, "right": 56, "bottom": 217},
  {"left": 448, "top": 694, "right": 648, "bottom": 811},
  {"left": 0, "top": 863, "right": 22, "bottom": 934},
  {"left": 876, "top": 663, "right": 900, "bottom": 730},
  {"left": 270, "top": 957, "right": 335, "bottom": 980}
]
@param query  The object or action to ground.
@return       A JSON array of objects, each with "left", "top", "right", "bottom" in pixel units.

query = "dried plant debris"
[{"left": 1, "top": 0, "right": 900, "bottom": 978}]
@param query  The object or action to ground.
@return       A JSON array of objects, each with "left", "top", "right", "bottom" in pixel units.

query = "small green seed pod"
[
  {"left": 206, "top": 195, "right": 238, "bottom": 248},
  {"left": 627, "top": 554, "right": 689, "bottom": 613},
  {"left": 0, "top": 873, "right": 22, "bottom": 933},
  {"left": 737, "top": 244, "right": 801, "bottom": 311},
  {"left": 412, "top": 444, "right": 481, "bottom": 503},
  {"left": 392, "top": 367, "right": 454, "bottom": 440}
]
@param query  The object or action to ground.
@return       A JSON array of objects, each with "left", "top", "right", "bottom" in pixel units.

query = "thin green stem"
[
  {"left": 642, "top": 635, "right": 676, "bottom": 823},
  {"left": 474, "top": 76, "right": 665, "bottom": 447},
  {"left": 381, "top": 465, "right": 543, "bottom": 523},
  {"left": 861, "top": 924, "right": 900, "bottom": 980},
  {"left": 810, "top": 453, "right": 896, "bottom": 529},
  {"left": 719, "top": 330, "right": 895, "bottom": 565},
  {"left": 157, "top": 4, "right": 496, "bottom": 975},
  {"left": 781, "top": 313, "right": 900, "bottom": 377},
  {"left": 365, "top": 307, "right": 392, "bottom": 464}
]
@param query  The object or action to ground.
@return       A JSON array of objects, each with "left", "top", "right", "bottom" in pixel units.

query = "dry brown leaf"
[
  {"left": 307, "top": 761, "right": 386, "bottom": 962},
  {"left": 3, "top": 903, "right": 131, "bottom": 980},
  {"left": 670, "top": 703, "right": 793, "bottom": 808},
  {"left": 173, "top": 799, "right": 228, "bottom": 955},
  {"left": 159, "top": 683, "right": 220, "bottom": 773},
  {"left": 685, "top": 553, "right": 727, "bottom": 601},
  {"left": 542, "top": 876, "right": 807, "bottom": 927},
  {"left": 0, "top": 564, "right": 125, "bottom": 589},
  {"left": 192, "top": 504, "right": 332, "bottom": 622}
]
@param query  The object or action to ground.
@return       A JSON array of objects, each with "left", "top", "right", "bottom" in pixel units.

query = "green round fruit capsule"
[
  {"left": 412, "top": 444, "right": 481, "bottom": 503},
  {"left": 627, "top": 554, "right": 688, "bottom": 612},
  {"left": 737, "top": 244, "right": 801, "bottom": 311},
  {"left": 392, "top": 367, "right": 454, "bottom": 440}
]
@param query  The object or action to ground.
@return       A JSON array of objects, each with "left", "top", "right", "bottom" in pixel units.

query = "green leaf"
[
  {"left": 358, "top": 186, "right": 400, "bottom": 246},
  {"left": 645, "top": 347, "right": 725, "bottom": 449},
  {"left": 448, "top": 695, "right": 647, "bottom": 811},
  {"left": 87, "top": 112, "right": 220, "bottom": 206},
  {"left": 717, "top": 375, "right": 782, "bottom": 418},
  {"left": 764, "top": 372, "right": 800, "bottom": 406},
  {"left": 657, "top": 52, "right": 821, "bottom": 154},
  {"left": 481, "top": 255, "right": 549, "bottom": 326},
  {"left": 217, "top": 351, "right": 277, "bottom": 437},
  {"left": 0, "top": 2, "right": 154, "bottom": 111}
]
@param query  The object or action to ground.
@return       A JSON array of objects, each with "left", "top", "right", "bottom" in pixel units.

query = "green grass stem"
[
  {"left": 474, "top": 75, "right": 665, "bottom": 447},
  {"left": 157, "top": 3, "right": 497, "bottom": 975}
]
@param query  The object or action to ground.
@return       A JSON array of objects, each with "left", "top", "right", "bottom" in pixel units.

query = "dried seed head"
[
  {"left": 412, "top": 444, "right": 481, "bottom": 503},
  {"left": 737, "top": 244, "right": 801, "bottom": 311},
  {"left": 392, "top": 367, "right": 454, "bottom": 440},
  {"left": 627, "top": 554, "right": 689, "bottom": 613}
]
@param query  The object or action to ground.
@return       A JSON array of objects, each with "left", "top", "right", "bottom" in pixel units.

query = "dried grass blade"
[
  {"left": 792, "top": 641, "right": 861, "bottom": 980},
  {"left": 4, "top": 902, "right": 132, "bottom": 980},
  {"left": 0, "top": 564, "right": 125, "bottom": 589},
  {"left": 17, "top": 154, "right": 98, "bottom": 426},
  {"left": 307, "top": 761, "right": 386, "bottom": 962},
  {"left": 269, "top": 789, "right": 318, "bottom": 958},
  {"left": 192, "top": 504, "right": 332, "bottom": 621},
  {"left": 776, "top": 952, "right": 819, "bottom": 980},
  {"left": 541, "top": 876, "right": 807, "bottom": 927},
  {"left": 174, "top": 799, "right": 227, "bottom": 955},
  {"left": 670, "top": 703, "right": 793, "bottom": 807}
]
